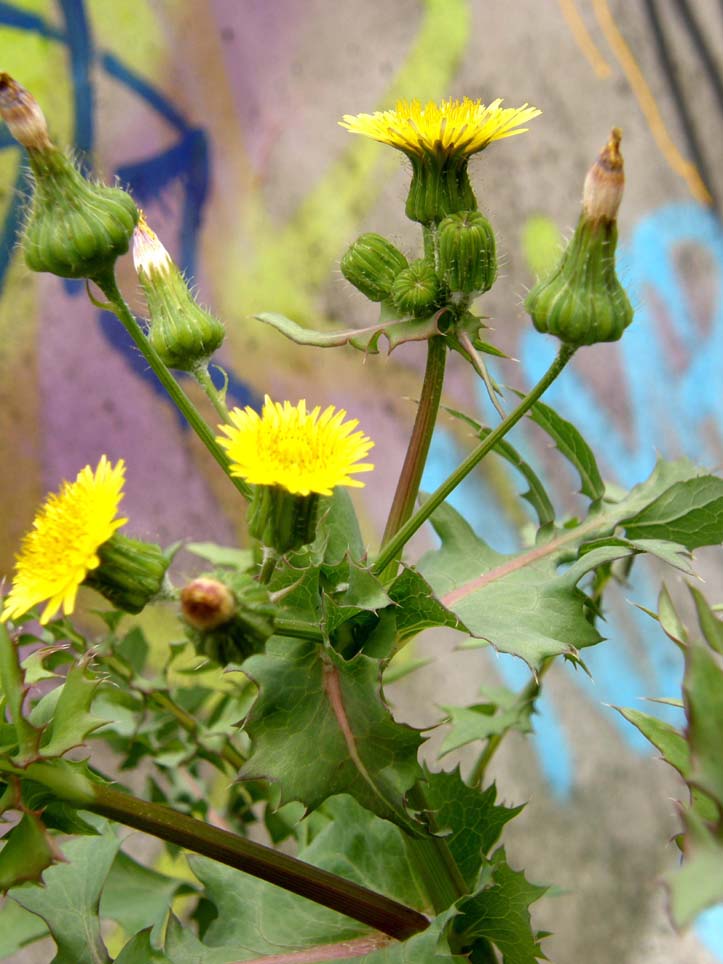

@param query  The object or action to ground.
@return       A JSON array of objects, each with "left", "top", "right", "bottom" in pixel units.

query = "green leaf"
[
  {"left": 422, "top": 770, "right": 523, "bottom": 889},
  {"left": 623, "top": 476, "right": 723, "bottom": 549},
  {"left": 323, "top": 559, "right": 392, "bottom": 635},
  {"left": 444, "top": 406, "right": 555, "bottom": 528},
  {"left": 420, "top": 459, "right": 723, "bottom": 669},
  {"left": 10, "top": 824, "right": 119, "bottom": 964},
  {"left": 39, "top": 658, "right": 105, "bottom": 758},
  {"left": 387, "top": 567, "right": 467, "bottom": 645},
  {"left": 419, "top": 502, "right": 601, "bottom": 669},
  {"left": 185, "top": 542, "right": 254, "bottom": 569},
  {"left": 114, "top": 929, "right": 172, "bottom": 964},
  {"left": 440, "top": 688, "right": 534, "bottom": 757},
  {"left": 526, "top": 398, "right": 604, "bottom": 502},
  {"left": 664, "top": 806, "right": 723, "bottom": 928},
  {"left": 241, "top": 639, "right": 424, "bottom": 830},
  {"left": 452, "top": 849, "right": 547, "bottom": 964},
  {"left": 689, "top": 586, "right": 723, "bottom": 655},
  {"left": 612, "top": 708, "right": 689, "bottom": 777},
  {"left": 319, "top": 487, "right": 366, "bottom": 565},
  {"left": 0, "top": 896, "right": 49, "bottom": 957},
  {"left": 100, "top": 850, "right": 192, "bottom": 937},
  {"left": 0, "top": 813, "right": 62, "bottom": 893},
  {"left": 684, "top": 631, "right": 723, "bottom": 810}
]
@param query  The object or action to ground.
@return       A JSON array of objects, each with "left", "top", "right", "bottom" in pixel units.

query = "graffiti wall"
[{"left": 0, "top": 1, "right": 721, "bottom": 961}]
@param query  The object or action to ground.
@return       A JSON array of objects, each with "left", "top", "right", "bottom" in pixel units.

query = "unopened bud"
[
  {"left": 1, "top": 74, "right": 138, "bottom": 282},
  {"left": 525, "top": 129, "right": 633, "bottom": 346},
  {"left": 181, "top": 577, "right": 236, "bottom": 631},
  {"left": 0, "top": 73, "right": 52, "bottom": 151},
  {"left": 391, "top": 259, "right": 443, "bottom": 316},
  {"left": 183, "top": 572, "right": 276, "bottom": 665},
  {"left": 340, "top": 233, "right": 408, "bottom": 302},
  {"left": 134, "top": 215, "right": 225, "bottom": 371},
  {"left": 583, "top": 128, "right": 624, "bottom": 223},
  {"left": 438, "top": 210, "right": 497, "bottom": 295}
]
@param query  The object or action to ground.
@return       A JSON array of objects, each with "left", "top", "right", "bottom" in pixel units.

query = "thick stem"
[
  {"left": 404, "top": 785, "right": 467, "bottom": 913},
  {"left": 380, "top": 335, "right": 447, "bottom": 578},
  {"left": 83, "top": 783, "right": 429, "bottom": 941},
  {"left": 193, "top": 363, "right": 231, "bottom": 423},
  {"left": 373, "top": 344, "right": 576, "bottom": 576},
  {"left": 96, "top": 272, "right": 251, "bottom": 501}
]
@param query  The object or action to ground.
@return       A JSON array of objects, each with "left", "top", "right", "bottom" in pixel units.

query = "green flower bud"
[
  {"left": 0, "top": 73, "right": 138, "bottom": 282},
  {"left": 525, "top": 129, "right": 633, "bottom": 346},
  {"left": 182, "top": 573, "right": 275, "bottom": 665},
  {"left": 340, "top": 233, "right": 408, "bottom": 302},
  {"left": 83, "top": 533, "right": 170, "bottom": 615},
  {"left": 133, "top": 215, "right": 225, "bottom": 371},
  {"left": 23, "top": 150, "right": 138, "bottom": 282},
  {"left": 248, "top": 485, "right": 320, "bottom": 555},
  {"left": 438, "top": 210, "right": 497, "bottom": 295},
  {"left": 391, "top": 259, "right": 443, "bottom": 316}
]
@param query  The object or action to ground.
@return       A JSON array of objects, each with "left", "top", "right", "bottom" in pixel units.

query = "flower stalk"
[
  {"left": 95, "top": 272, "right": 252, "bottom": 501},
  {"left": 380, "top": 335, "right": 447, "bottom": 578},
  {"left": 373, "top": 344, "right": 577, "bottom": 576}
]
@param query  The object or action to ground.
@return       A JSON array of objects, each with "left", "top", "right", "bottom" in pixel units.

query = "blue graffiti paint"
[{"left": 0, "top": 1, "right": 63, "bottom": 40}]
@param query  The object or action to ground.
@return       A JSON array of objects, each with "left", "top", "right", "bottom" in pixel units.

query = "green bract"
[
  {"left": 438, "top": 210, "right": 497, "bottom": 295},
  {"left": 525, "top": 215, "right": 633, "bottom": 345}
]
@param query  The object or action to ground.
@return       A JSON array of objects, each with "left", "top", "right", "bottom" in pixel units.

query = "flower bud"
[
  {"left": 340, "top": 233, "right": 408, "bottom": 302},
  {"left": 525, "top": 129, "right": 633, "bottom": 346},
  {"left": 133, "top": 215, "right": 225, "bottom": 371},
  {"left": 391, "top": 259, "right": 443, "bottom": 316},
  {"left": 180, "top": 577, "right": 236, "bottom": 631},
  {"left": 1, "top": 74, "right": 138, "bottom": 282},
  {"left": 183, "top": 573, "right": 275, "bottom": 665},
  {"left": 438, "top": 210, "right": 497, "bottom": 295},
  {"left": 83, "top": 534, "right": 170, "bottom": 614},
  {"left": 0, "top": 73, "right": 51, "bottom": 150}
]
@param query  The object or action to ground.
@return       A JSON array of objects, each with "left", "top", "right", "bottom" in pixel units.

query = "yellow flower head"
[
  {"left": 339, "top": 97, "right": 541, "bottom": 159},
  {"left": 2, "top": 456, "right": 127, "bottom": 625},
  {"left": 216, "top": 396, "right": 375, "bottom": 497}
]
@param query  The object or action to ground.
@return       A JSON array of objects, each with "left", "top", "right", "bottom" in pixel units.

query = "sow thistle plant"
[{"left": 0, "top": 75, "right": 722, "bottom": 963}]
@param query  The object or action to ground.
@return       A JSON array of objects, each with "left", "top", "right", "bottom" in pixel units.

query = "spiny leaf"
[
  {"left": 684, "top": 630, "right": 723, "bottom": 810},
  {"left": 10, "top": 823, "right": 119, "bottom": 964},
  {"left": 387, "top": 567, "right": 467, "bottom": 645},
  {"left": 39, "top": 658, "right": 106, "bottom": 758},
  {"left": 451, "top": 848, "right": 548, "bottom": 964},
  {"left": 0, "top": 896, "right": 49, "bottom": 958},
  {"left": 420, "top": 458, "right": 723, "bottom": 669},
  {"left": 0, "top": 812, "right": 62, "bottom": 893},
  {"left": 612, "top": 708, "right": 689, "bottom": 778},
  {"left": 664, "top": 806, "right": 723, "bottom": 929},
  {"left": 323, "top": 559, "right": 392, "bottom": 635},
  {"left": 184, "top": 542, "right": 253, "bottom": 569},
  {"left": 99, "top": 850, "right": 193, "bottom": 938},
  {"left": 421, "top": 769, "right": 523, "bottom": 888},
  {"left": 114, "top": 929, "right": 171, "bottom": 964},
  {"left": 689, "top": 586, "right": 723, "bottom": 655},
  {"left": 526, "top": 397, "right": 604, "bottom": 502},
  {"left": 440, "top": 688, "right": 534, "bottom": 758},
  {"left": 240, "top": 639, "right": 424, "bottom": 831},
  {"left": 623, "top": 476, "right": 723, "bottom": 549}
]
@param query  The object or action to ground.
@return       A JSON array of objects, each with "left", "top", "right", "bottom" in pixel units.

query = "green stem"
[
  {"left": 96, "top": 272, "right": 251, "bottom": 501},
  {"left": 274, "top": 618, "right": 324, "bottom": 642},
  {"left": 373, "top": 344, "right": 576, "bottom": 576},
  {"left": 469, "top": 658, "right": 553, "bottom": 787},
  {"left": 380, "top": 335, "right": 447, "bottom": 579},
  {"left": 193, "top": 364, "right": 231, "bottom": 423},
  {"left": 77, "top": 782, "right": 427, "bottom": 941},
  {"left": 0, "top": 623, "right": 39, "bottom": 761}
]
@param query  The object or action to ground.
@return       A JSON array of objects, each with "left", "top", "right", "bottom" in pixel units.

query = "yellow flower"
[
  {"left": 2, "top": 456, "right": 127, "bottom": 624},
  {"left": 216, "top": 396, "right": 375, "bottom": 497},
  {"left": 339, "top": 97, "right": 541, "bottom": 159}
]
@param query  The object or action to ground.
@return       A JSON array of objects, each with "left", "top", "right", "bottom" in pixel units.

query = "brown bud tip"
[
  {"left": 583, "top": 127, "right": 624, "bottom": 223},
  {"left": 181, "top": 578, "right": 236, "bottom": 631},
  {"left": 0, "top": 73, "right": 52, "bottom": 151}
]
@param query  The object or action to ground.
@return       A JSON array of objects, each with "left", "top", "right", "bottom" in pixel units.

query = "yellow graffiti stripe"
[
  {"left": 592, "top": 0, "right": 712, "bottom": 205},
  {"left": 557, "top": 0, "right": 612, "bottom": 78}
]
